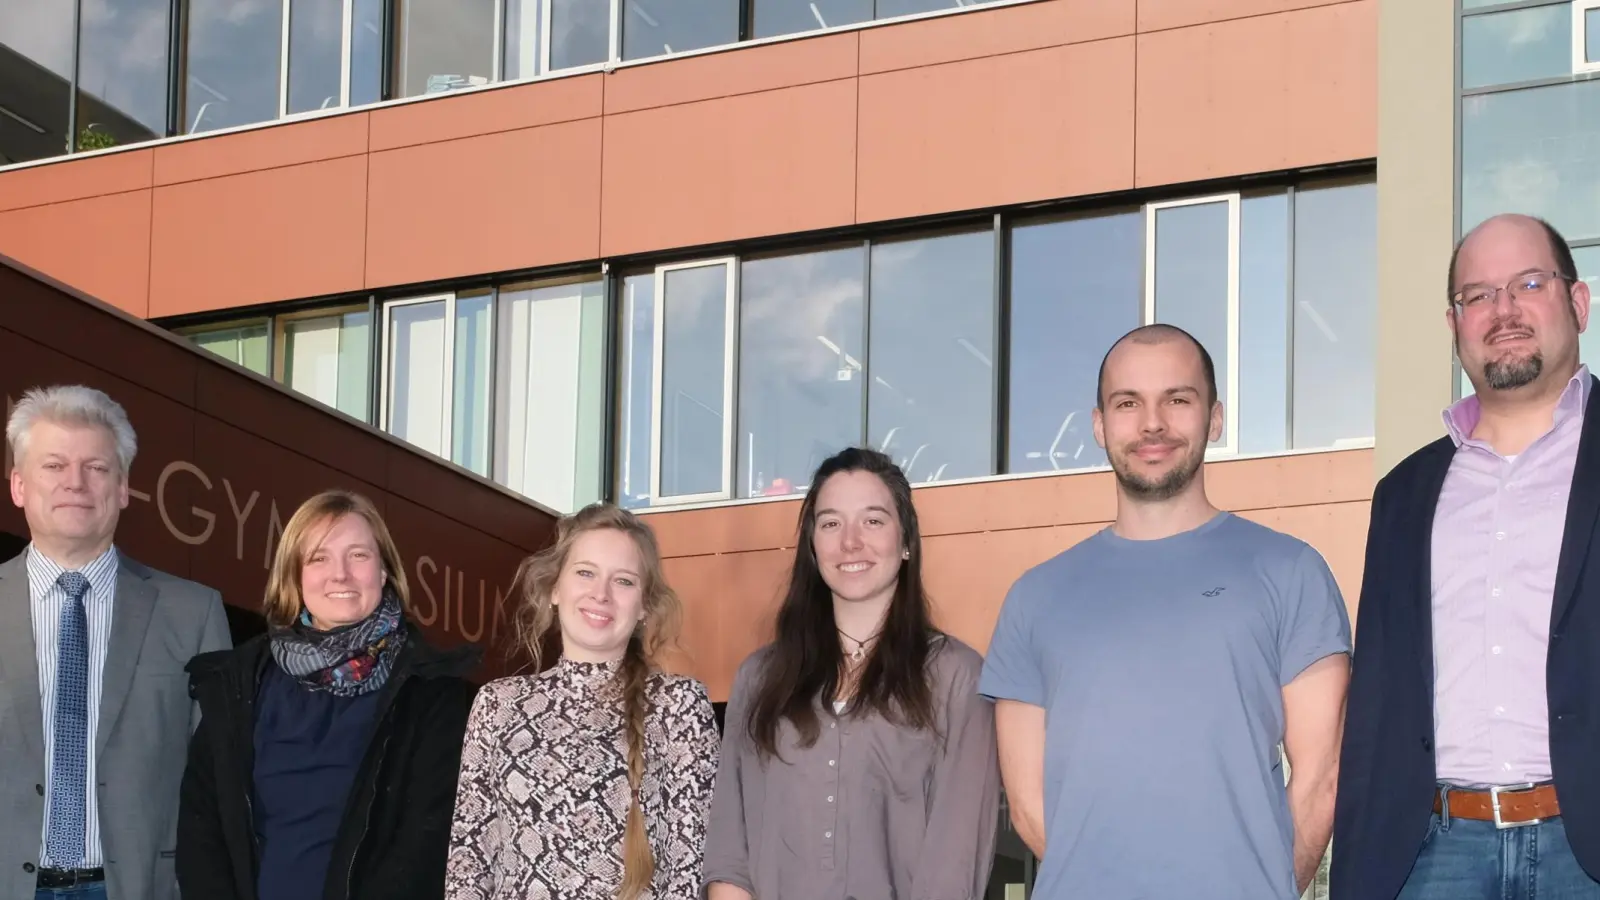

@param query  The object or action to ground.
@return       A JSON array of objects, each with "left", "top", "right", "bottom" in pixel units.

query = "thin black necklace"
[{"left": 837, "top": 627, "right": 879, "bottom": 662}]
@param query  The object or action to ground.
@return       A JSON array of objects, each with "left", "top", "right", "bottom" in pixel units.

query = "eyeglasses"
[{"left": 1450, "top": 270, "right": 1573, "bottom": 316}]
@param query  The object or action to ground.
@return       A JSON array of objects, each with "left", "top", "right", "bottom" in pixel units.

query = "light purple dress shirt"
[{"left": 1431, "top": 364, "right": 1591, "bottom": 787}]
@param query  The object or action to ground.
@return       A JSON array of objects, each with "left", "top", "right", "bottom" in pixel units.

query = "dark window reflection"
[
  {"left": 0, "top": 0, "right": 75, "bottom": 163},
  {"left": 868, "top": 229, "right": 996, "bottom": 484},
  {"left": 1007, "top": 210, "right": 1141, "bottom": 475},
  {"left": 1238, "top": 192, "right": 1289, "bottom": 455},
  {"left": 1151, "top": 201, "right": 1231, "bottom": 449},
  {"left": 1292, "top": 180, "right": 1376, "bottom": 450},
  {"left": 351, "top": 0, "right": 384, "bottom": 105},
  {"left": 394, "top": 0, "right": 495, "bottom": 97},
  {"left": 186, "top": 0, "right": 282, "bottom": 133},
  {"left": 76, "top": 0, "right": 168, "bottom": 151},
  {"left": 288, "top": 0, "right": 343, "bottom": 114},
  {"left": 752, "top": 0, "right": 871, "bottom": 39},
  {"left": 550, "top": 0, "right": 609, "bottom": 71},
  {"left": 618, "top": 272, "right": 657, "bottom": 510},
  {"left": 623, "top": 0, "right": 739, "bottom": 61},
  {"left": 660, "top": 264, "right": 731, "bottom": 499},
  {"left": 737, "top": 245, "right": 866, "bottom": 498},
  {"left": 876, "top": 0, "right": 994, "bottom": 19}
]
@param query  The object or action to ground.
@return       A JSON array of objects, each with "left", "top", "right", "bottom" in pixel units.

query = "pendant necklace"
[{"left": 838, "top": 627, "right": 879, "bottom": 663}]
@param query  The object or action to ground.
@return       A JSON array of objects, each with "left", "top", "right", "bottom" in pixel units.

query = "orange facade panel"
[
  {"left": 365, "top": 118, "right": 604, "bottom": 287},
  {"left": 152, "top": 114, "right": 371, "bottom": 186},
  {"left": 856, "top": 0, "right": 1133, "bottom": 74},
  {"left": 149, "top": 156, "right": 369, "bottom": 316},
  {"left": 856, "top": 38, "right": 1135, "bottom": 224},
  {"left": 1135, "top": 0, "right": 1376, "bottom": 187},
  {"left": 0, "top": 191, "right": 154, "bottom": 318},
  {"left": 603, "top": 32, "right": 860, "bottom": 115},
  {"left": 0, "top": 149, "right": 153, "bottom": 213},
  {"left": 599, "top": 78, "right": 859, "bottom": 257},
  {"left": 368, "top": 74, "right": 605, "bottom": 152},
  {"left": 1137, "top": 0, "right": 1351, "bottom": 33}
]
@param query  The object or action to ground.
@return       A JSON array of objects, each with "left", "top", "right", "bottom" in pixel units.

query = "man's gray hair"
[{"left": 6, "top": 385, "right": 139, "bottom": 476}]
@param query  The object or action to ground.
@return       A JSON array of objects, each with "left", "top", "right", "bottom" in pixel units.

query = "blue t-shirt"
[
  {"left": 253, "top": 662, "right": 381, "bottom": 900},
  {"left": 978, "top": 512, "right": 1352, "bottom": 900}
]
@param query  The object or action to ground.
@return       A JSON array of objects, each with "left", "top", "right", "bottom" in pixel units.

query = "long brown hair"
[
  {"left": 510, "top": 503, "right": 681, "bottom": 900},
  {"left": 746, "top": 447, "right": 938, "bottom": 758},
  {"left": 262, "top": 490, "right": 408, "bottom": 628}
]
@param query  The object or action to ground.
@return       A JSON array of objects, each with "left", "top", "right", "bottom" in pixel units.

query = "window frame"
[
  {"left": 279, "top": 0, "right": 364, "bottom": 119},
  {"left": 174, "top": 316, "right": 275, "bottom": 374},
  {"left": 379, "top": 291, "right": 462, "bottom": 460},
  {"left": 274, "top": 302, "right": 374, "bottom": 420},
  {"left": 648, "top": 257, "right": 740, "bottom": 506},
  {"left": 1574, "top": 0, "right": 1600, "bottom": 75},
  {"left": 1142, "top": 192, "right": 1242, "bottom": 458}
]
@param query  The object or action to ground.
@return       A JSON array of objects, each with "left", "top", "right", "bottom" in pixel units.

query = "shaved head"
[
  {"left": 1449, "top": 213, "right": 1576, "bottom": 297},
  {"left": 1096, "top": 324, "right": 1217, "bottom": 410}
]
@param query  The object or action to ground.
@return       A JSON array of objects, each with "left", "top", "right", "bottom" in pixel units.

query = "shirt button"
[
  {"left": 1504, "top": 762, "right": 1514, "bottom": 771},
  {"left": 825, "top": 831, "right": 832, "bottom": 838},
  {"left": 1496, "top": 706, "right": 1506, "bottom": 715},
  {"left": 1492, "top": 646, "right": 1503, "bottom": 655},
  {"left": 1491, "top": 587, "right": 1502, "bottom": 597},
  {"left": 827, "top": 795, "right": 834, "bottom": 803},
  {"left": 828, "top": 760, "right": 836, "bottom": 767},
  {"left": 1496, "top": 532, "right": 1506, "bottom": 540}
]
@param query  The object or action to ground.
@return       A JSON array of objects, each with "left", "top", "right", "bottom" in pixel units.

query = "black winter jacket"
[{"left": 175, "top": 623, "right": 479, "bottom": 900}]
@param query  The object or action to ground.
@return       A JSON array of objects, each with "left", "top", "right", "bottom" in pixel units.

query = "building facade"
[{"left": 7, "top": 0, "right": 1595, "bottom": 894}]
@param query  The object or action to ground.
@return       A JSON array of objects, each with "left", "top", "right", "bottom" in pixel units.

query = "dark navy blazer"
[{"left": 1330, "top": 375, "right": 1600, "bottom": 899}]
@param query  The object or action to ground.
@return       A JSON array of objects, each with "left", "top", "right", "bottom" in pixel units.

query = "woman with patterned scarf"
[{"left": 175, "top": 489, "right": 480, "bottom": 900}]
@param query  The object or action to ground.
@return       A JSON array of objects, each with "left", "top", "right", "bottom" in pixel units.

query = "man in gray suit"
[{"left": 1, "top": 385, "right": 231, "bottom": 900}]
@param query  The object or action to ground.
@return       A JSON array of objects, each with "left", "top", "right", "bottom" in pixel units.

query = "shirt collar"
[
  {"left": 26, "top": 543, "right": 120, "bottom": 600},
  {"left": 1443, "top": 364, "right": 1592, "bottom": 449}
]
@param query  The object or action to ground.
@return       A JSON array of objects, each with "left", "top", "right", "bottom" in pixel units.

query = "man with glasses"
[{"left": 1331, "top": 213, "right": 1600, "bottom": 899}]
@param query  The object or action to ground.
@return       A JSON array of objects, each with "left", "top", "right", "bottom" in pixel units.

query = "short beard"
[
  {"left": 1483, "top": 351, "right": 1543, "bottom": 391},
  {"left": 1111, "top": 442, "right": 1205, "bottom": 502}
]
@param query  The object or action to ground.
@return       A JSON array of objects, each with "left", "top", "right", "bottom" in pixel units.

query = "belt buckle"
[{"left": 1491, "top": 782, "right": 1542, "bottom": 829}]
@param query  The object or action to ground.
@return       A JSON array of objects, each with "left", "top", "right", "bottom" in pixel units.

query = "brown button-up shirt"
[{"left": 702, "top": 635, "right": 1001, "bottom": 900}]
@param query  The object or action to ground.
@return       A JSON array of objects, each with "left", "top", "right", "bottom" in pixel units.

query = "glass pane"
[
  {"left": 1292, "top": 180, "right": 1377, "bottom": 450},
  {"left": 493, "top": 279, "right": 606, "bottom": 513},
  {"left": 622, "top": 0, "right": 739, "bottom": 60},
  {"left": 185, "top": 0, "right": 282, "bottom": 133},
  {"left": 395, "top": 0, "right": 495, "bottom": 97},
  {"left": 0, "top": 0, "right": 75, "bottom": 163},
  {"left": 1461, "top": 5, "right": 1570, "bottom": 91},
  {"left": 551, "top": 0, "right": 611, "bottom": 70},
  {"left": 386, "top": 300, "right": 448, "bottom": 457},
  {"left": 1007, "top": 210, "right": 1142, "bottom": 475},
  {"left": 1152, "top": 201, "right": 1232, "bottom": 448},
  {"left": 1462, "top": 79, "right": 1600, "bottom": 243},
  {"left": 1589, "top": 7, "right": 1600, "bottom": 63},
  {"left": 868, "top": 229, "right": 996, "bottom": 484},
  {"left": 876, "top": 0, "right": 993, "bottom": 18},
  {"left": 351, "top": 0, "right": 384, "bottom": 105},
  {"left": 190, "top": 324, "right": 269, "bottom": 375},
  {"left": 1238, "top": 192, "right": 1290, "bottom": 455},
  {"left": 752, "top": 0, "right": 871, "bottom": 39},
  {"left": 659, "top": 264, "right": 730, "bottom": 499},
  {"left": 737, "top": 246, "right": 866, "bottom": 499},
  {"left": 618, "top": 272, "right": 656, "bottom": 509},
  {"left": 76, "top": 0, "right": 169, "bottom": 152},
  {"left": 453, "top": 290, "right": 494, "bottom": 476},
  {"left": 503, "top": 0, "right": 544, "bottom": 79},
  {"left": 283, "top": 310, "right": 371, "bottom": 421},
  {"left": 1576, "top": 247, "right": 1600, "bottom": 369},
  {"left": 288, "top": 0, "right": 343, "bottom": 114}
]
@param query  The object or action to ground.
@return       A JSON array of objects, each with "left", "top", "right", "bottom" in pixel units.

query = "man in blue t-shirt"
[{"left": 979, "top": 324, "right": 1352, "bottom": 900}]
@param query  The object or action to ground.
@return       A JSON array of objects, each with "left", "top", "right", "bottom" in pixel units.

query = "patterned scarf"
[{"left": 269, "top": 587, "right": 407, "bottom": 697}]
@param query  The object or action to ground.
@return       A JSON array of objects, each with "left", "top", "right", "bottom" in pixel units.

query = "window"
[
  {"left": 287, "top": 0, "right": 344, "bottom": 115},
  {"left": 76, "top": 0, "right": 169, "bottom": 151},
  {"left": 1461, "top": 4, "right": 1570, "bottom": 90},
  {"left": 737, "top": 245, "right": 867, "bottom": 498},
  {"left": 868, "top": 228, "right": 997, "bottom": 484},
  {"left": 185, "top": 0, "right": 283, "bottom": 133},
  {"left": 1577, "top": 0, "right": 1600, "bottom": 74},
  {"left": 381, "top": 289, "right": 493, "bottom": 474},
  {"left": 1007, "top": 209, "right": 1141, "bottom": 474},
  {"left": 1146, "top": 195, "right": 1240, "bottom": 455},
  {"left": 751, "top": 0, "right": 872, "bottom": 39},
  {"left": 618, "top": 272, "right": 657, "bottom": 509},
  {"left": 492, "top": 277, "right": 607, "bottom": 513},
  {"left": 0, "top": 0, "right": 76, "bottom": 164},
  {"left": 181, "top": 321, "right": 271, "bottom": 375},
  {"left": 1291, "top": 179, "right": 1377, "bottom": 450},
  {"left": 653, "top": 260, "right": 737, "bottom": 503},
  {"left": 393, "top": 0, "right": 496, "bottom": 96},
  {"left": 1578, "top": 247, "right": 1600, "bottom": 366},
  {"left": 1462, "top": 78, "right": 1600, "bottom": 244},
  {"left": 1237, "top": 191, "right": 1291, "bottom": 455},
  {"left": 622, "top": 0, "right": 740, "bottom": 61},
  {"left": 279, "top": 307, "right": 373, "bottom": 421}
]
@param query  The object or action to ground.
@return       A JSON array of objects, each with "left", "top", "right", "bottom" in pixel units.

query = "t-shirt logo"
[{"left": 1202, "top": 586, "right": 1227, "bottom": 597}]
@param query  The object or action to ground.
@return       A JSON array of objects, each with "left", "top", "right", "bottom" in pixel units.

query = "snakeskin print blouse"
[{"left": 445, "top": 657, "right": 720, "bottom": 900}]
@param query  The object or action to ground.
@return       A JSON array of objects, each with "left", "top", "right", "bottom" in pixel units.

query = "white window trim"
[
  {"left": 279, "top": 0, "right": 359, "bottom": 120},
  {"left": 1574, "top": 0, "right": 1600, "bottom": 75},
  {"left": 1142, "top": 193, "right": 1242, "bottom": 458},
  {"left": 649, "top": 258, "right": 738, "bottom": 506},
  {"left": 379, "top": 292, "right": 459, "bottom": 460}
]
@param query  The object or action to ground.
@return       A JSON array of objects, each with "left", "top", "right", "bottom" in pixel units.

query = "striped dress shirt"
[{"left": 29, "top": 544, "right": 118, "bottom": 869}]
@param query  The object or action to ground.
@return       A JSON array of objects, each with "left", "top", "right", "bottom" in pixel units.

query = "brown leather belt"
[{"left": 1434, "top": 782, "right": 1560, "bottom": 828}]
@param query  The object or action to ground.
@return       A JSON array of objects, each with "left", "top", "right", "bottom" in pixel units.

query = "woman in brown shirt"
[
  {"left": 703, "top": 447, "right": 1002, "bottom": 900},
  {"left": 445, "top": 503, "right": 720, "bottom": 899}
]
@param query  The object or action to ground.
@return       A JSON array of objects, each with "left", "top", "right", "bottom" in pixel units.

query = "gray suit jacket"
[{"left": 0, "top": 551, "right": 232, "bottom": 900}]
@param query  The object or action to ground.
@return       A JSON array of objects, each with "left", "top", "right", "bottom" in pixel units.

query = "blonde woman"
[
  {"left": 177, "top": 490, "right": 480, "bottom": 900},
  {"left": 446, "top": 503, "right": 720, "bottom": 899}
]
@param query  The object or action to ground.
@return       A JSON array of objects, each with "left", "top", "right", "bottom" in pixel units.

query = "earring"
[{"left": 901, "top": 548, "right": 911, "bottom": 560}]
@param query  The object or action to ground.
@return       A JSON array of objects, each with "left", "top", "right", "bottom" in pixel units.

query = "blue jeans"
[
  {"left": 34, "top": 881, "right": 106, "bottom": 900},
  {"left": 1398, "top": 802, "right": 1600, "bottom": 899}
]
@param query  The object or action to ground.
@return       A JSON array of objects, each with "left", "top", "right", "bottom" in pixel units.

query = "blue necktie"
[{"left": 47, "top": 571, "right": 91, "bottom": 868}]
